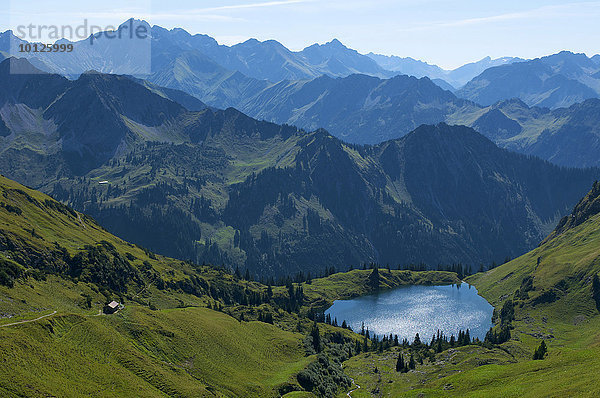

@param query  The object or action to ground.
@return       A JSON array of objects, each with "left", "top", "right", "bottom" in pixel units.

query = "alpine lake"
[{"left": 325, "top": 283, "right": 493, "bottom": 341}]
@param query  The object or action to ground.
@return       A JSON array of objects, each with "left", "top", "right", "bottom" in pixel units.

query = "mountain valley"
[{"left": 1, "top": 9, "right": 600, "bottom": 397}]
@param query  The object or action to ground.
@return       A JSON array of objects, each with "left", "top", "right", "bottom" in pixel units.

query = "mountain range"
[
  {"left": 0, "top": 57, "right": 598, "bottom": 278},
  {"left": 2, "top": 20, "right": 517, "bottom": 87},
  {"left": 188, "top": 64, "right": 600, "bottom": 169},
  {"left": 3, "top": 20, "right": 600, "bottom": 116},
  {"left": 457, "top": 51, "right": 600, "bottom": 109},
  {"left": 366, "top": 53, "right": 524, "bottom": 88},
  {"left": 0, "top": 20, "right": 563, "bottom": 93},
  {"left": 234, "top": 73, "right": 476, "bottom": 144},
  {"left": 458, "top": 97, "right": 600, "bottom": 168},
  {"left": 0, "top": 20, "right": 393, "bottom": 82}
]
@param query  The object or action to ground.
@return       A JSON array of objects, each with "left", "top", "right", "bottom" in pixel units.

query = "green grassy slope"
[
  {"left": 0, "top": 304, "right": 309, "bottom": 398},
  {"left": 339, "top": 182, "right": 600, "bottom": 397},
  {"left": 0, "top": 175, "right": 310, "bottom": 397}
]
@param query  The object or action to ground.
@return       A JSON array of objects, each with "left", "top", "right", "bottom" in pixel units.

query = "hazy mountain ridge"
[
  {"left": 0, "top": 21, "right": 394, "bottom": 83},
  {"left": 456, "top": 51, "right": 600, "bottom": 109},
  {"left": 235, "top": 73, "right": 478, "bottom": 144},
  {"left": 459, "top": 97, "right": 600, "bottom": 168},
  {"left": 209, "top": 65, "right": 600, "bottom": 168},
  {"left": 366, "top": 53, "right": 524, "bottom": 88},
  {"left": 0, "top": 20, "right": 524, "bottom": 95},
  {"left": 4, "top": 21, "right": 599, "bottom": 166}
]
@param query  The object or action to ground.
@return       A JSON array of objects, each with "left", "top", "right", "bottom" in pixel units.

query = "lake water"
[{"left": 325, "top": 283, "right": 493, "bottom": 341}]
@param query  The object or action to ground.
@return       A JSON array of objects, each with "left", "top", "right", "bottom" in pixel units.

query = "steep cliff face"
[{"left": 544, "top": 181, "right": 600, "bottom": 243}]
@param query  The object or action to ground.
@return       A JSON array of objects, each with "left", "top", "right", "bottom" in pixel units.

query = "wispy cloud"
[
  {"left": 186, "top": 0, "right": 316, "bottom": 13},
  {"left": 82, "top": 1, "right": 318, "bottom": 23},
  {"left": 7, "top": 10, "right": 243, "bottom": 23},
  {"left": 397, "top": 1, "right": 600, "bottom": 32},
  {"left": 5, "top": 0, "right": 316, "bottom": 24}
]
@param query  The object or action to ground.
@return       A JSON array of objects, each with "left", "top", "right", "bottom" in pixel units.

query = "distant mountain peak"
[
  {"left": 327, "top": 38, "right": 345, "bottom": 48},
  {"left": 81, "top": 69, "right": 102, "bottom": 75},
  {"left": 170, "top": 27, "right": 191, "bottom": 35},
  {"left": 303, "top": 38, "right": 350, "bottom": 52},
  {"left": 117, "top": 18, "right": 151, "bottom": 30},
  {"left": 493, "top": 97, "right": 530, "bottom": 108},
  {"left": 241, "top": 38, "right": 260, "bottom": 45},
  {"left": 555, "top": 50, "right": 577, "bottom": 56},
  {"left": 544, "top": 50, "right": 593, "bottom": 64}
]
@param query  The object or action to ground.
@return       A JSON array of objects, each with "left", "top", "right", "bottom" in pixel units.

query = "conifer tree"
[
  {"left": 593, "top": 274, "right": 600, "bottom": 311},
  {"left": 396, "top": 353, "right": 404, "bottom": 372},
  {"left": 264, "top": 312, "right": 273, "bottom": 324},
  {"left": 310, "top": 322, "right": 321, "bottom": 353},
  {"left": 533, "top": 340, "right": 547, "bottom": 360},
  {"left": 436, "top": 339, "right": 443, "bottom": 353},
  {"left": 372, "top": 336, "right": 379, "bottom": 352},
  {"left": 500, "top": 299, "right": 515, "bottom": 324},
  {"left": 409, "top": 353, "right": 415, "bottom": 370},
  {"left": 368, "top": 267, "right": 380, "bottom": 290},
  {"left": 413, "top": 333, "right": 421, "bottom": 346}
]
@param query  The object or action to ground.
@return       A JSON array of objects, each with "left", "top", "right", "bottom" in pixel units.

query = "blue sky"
[{"left": 3, "top": 0, "right": 599, "bottom": 69}]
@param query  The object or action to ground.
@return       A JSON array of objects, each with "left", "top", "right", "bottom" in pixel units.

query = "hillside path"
[
  {"left": 347, "top": 376, "right": 361, "bottom": 397},
  {"left": 0, "top": 310, "right": 57, "bottom": 328}
]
